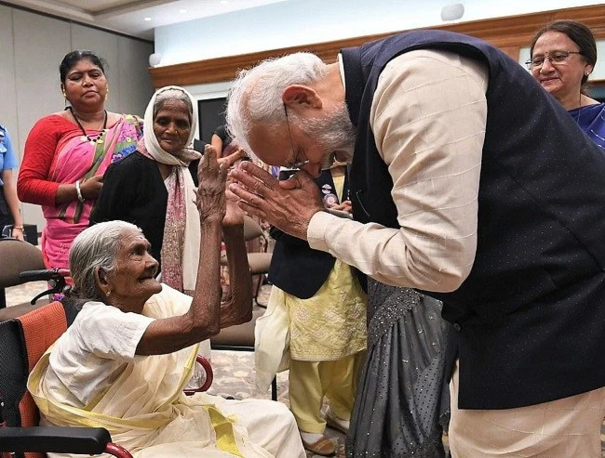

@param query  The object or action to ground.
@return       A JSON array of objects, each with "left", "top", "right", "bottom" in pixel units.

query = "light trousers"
[
  {"left": 449, "top": 360, "right": 605, "bottom": 457},
  {"left": 289, "top": 353, "right": 364, "bottom": 434}
]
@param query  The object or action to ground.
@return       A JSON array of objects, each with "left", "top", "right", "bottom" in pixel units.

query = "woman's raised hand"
[
  {"left": 221, "top": 147, "right": 246, "bottom": 227},
  {"left": 218, "top": 146, "right": 247, "bottom": 168},
  {"left": 196, "top": 144, "right": 227, "bottom": 222},
  {"left": 223, "top": 174, "right": 245, "bottom": 227}
]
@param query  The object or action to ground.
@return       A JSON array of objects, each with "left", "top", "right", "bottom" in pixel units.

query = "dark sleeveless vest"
[{"left": 341, "top": 30, "right": 605, "bottom": 409}]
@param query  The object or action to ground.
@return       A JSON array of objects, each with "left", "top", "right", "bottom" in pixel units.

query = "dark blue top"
[{"left": 568, "top": 102, "right": 605, "bottom": 150}]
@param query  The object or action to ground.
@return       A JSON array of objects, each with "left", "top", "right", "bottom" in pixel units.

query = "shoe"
[
  {"left": 301, "top": 436, "right": 336, "bottom": 456},
  {"left": 326, "top": 412, "right": 349, "bottom": 435}
]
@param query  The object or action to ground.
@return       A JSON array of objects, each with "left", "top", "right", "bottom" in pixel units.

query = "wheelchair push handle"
[
  {"left": 18, "top": 269, "right": 71, "bottom": 304},
  {"left": 18, "top": 268, "right": 70, "bottom": 283}
]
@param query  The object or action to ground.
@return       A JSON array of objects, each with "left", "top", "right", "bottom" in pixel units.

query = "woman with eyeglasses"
[{"left": 529, "top": 20, "right": 605, "bottom": 149}]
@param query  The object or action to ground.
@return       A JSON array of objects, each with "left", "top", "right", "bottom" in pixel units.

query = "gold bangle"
[{"left": 13, "top": 225, "right": 24, "bottom": 230}]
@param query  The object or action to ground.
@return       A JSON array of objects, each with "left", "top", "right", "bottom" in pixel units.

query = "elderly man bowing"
[{"left": 226, "top": 29, "right": 605, "bottom": 458}]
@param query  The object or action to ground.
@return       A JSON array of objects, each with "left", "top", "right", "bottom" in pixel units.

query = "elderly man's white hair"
[
  {"left": 70, "top": 220, "right": 141, "bottom": 300},
  {"left": 226, "top": 52, "right": 328, "bottom": 158}
]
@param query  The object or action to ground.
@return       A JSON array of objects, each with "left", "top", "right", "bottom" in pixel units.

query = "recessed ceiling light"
[
  {"left": 144, "top": 17, "right": 152, "bottom": 21},
  {"left": 179, "top": 9, "right": 187, "bottom": 13},
  {"left": 220, "top": 0, "right": 229, "bottom": 4}
]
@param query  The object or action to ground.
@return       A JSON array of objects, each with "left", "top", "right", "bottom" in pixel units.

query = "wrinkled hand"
[
  {"left": 329, "top": 200, "right": 352, "bottom": 214},
  {"left": 196, "top": 145, "right": 227, "bottom": 222},
  {"left": 80, "top": 175, "right": 103, "bottom": 199},
  {"left": 223, "top": 174, "right": 245, "bottom": 227},
  {"left": 218, "top": 147, "right": 247, "bottom": 168},
  {"left": 229, "top": 162, "right": 324, "bottom": 240}
]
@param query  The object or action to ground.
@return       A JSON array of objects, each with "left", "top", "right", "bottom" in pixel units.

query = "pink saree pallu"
[{"left": 42, "top": 115, "right": 141, "bottom": 269}]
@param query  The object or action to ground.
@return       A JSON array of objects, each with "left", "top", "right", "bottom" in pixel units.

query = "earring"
[
  {"left": 106, "top": 288, "right": 112, "bottom": 297},
  {"left": 105, "top": 85, "right": 109, "bottom": 101}
]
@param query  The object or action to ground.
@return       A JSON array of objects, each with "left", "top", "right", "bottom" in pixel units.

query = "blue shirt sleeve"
[{"left": 1, "top": 129, "right": 18, "bottom": 171}]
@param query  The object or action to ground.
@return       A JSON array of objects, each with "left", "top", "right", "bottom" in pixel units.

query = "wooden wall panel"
[
  {"left": 150, "top": 4, "right": 605, "bottom": 88},
  {"left": 498, "top": 46, "right": 521, "bottom": 61}
]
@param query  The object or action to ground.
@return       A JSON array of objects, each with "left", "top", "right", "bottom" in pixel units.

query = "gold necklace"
[{"left": 68, "top": 106, "right": 107, "bottom": 146}]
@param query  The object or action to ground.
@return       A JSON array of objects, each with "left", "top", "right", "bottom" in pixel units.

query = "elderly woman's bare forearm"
[
  {"left": 136, "top": 221, "right": 224, "bottom": 355},
  {"left": 219, "top": 225, "right": 253, "bottom": 328}
]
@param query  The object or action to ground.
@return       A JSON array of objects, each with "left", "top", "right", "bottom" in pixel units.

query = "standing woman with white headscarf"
[{"left": 91, "top": 86, "right": 240, "bottom": 294}]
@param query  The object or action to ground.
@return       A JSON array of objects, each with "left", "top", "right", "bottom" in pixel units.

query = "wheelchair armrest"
[
  {"left": 0, "top": 426, "right": 132, "bottom": 457},
  {"left": 183, "top": 355, "right": 214, "bottom": 395}
]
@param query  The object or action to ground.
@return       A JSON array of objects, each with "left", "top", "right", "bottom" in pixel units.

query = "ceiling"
[
  {"left": 2, "top": 0, "right": 291, "bottom": 40},
  {"left": 3, "top": 0, "right": 605, "bottom": 43}
]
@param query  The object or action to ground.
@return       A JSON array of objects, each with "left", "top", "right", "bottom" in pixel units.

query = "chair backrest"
[
  {"left": 243, "top": 216, "right": 265, "bottom": 242},
  {"left": 210, "top": 307, "right": 264, "bottom": 349},
  {"left": 0, "top": 239, "right": 46, "bottom": 310},
  {"left": 0, "top": 239, "right": 45, "bottom": 289},
  {"left": 239, "top": 217, "right": 271, "bottom": 305},
  {"left": 0, "top": 302, "right": 67, "bottom": 458}
]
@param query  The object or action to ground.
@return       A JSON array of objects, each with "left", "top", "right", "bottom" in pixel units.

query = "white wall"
[
  {"left": 155, "top": 0, "right": 605, "bottom": 66},
  {"left": 156, "top": 0, "right": 605, "bottom": 135},
  {"left": 0, "top": 4, "right": 154, "bottom": 229}
]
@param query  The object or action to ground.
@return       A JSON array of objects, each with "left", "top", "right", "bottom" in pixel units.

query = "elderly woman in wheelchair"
[{"left": 26, "top": 147, "right": 305, "bottom": 458}]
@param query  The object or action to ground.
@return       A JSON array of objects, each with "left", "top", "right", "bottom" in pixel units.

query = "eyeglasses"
[
  {"left": 283, "top": 103, "right": 309, "bottom": 169},
  {"left": 526, "top": 50, "right": 583, "bottom": 70}
]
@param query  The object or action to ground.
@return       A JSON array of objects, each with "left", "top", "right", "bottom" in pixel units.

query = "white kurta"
[{"left": 308, "top": 49, "right": 489, "bottom": 293}]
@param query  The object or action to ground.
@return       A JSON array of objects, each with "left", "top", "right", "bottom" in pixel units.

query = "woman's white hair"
[
  {"left": 69, "top": 221, "right": 140, "bottom": 300},
  {"left": 226, "top": 52, "right": 328, "bottom": 156}
]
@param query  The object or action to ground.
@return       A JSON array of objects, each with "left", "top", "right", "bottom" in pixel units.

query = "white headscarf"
[
  {"left": 143, "top": 85, "right": 201, "bottom": 165},
  {"left": 141, "top": 85, "right": 202, "bottom": 293}
]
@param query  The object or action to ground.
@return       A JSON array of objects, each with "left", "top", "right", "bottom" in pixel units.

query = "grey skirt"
[{"left": 347, "top": 280, "right": 453, "bottom": 458}]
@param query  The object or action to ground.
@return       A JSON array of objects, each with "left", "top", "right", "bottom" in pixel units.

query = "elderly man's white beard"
[{"left": 300, "top": 102, "right": 356, "bottom": 168}]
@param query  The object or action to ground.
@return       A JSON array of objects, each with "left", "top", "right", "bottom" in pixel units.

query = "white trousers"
[{"left": 449, "top": 360, "right": 605, "bottom": 457}]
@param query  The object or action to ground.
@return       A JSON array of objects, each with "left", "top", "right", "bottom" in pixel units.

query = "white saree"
[{"left": 28, "top": 285, "right": 304, "bottom": 458}]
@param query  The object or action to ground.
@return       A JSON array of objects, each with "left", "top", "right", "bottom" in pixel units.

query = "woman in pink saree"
[{"left": 18, "top": 50, "right": 142, "bottom": 269}]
